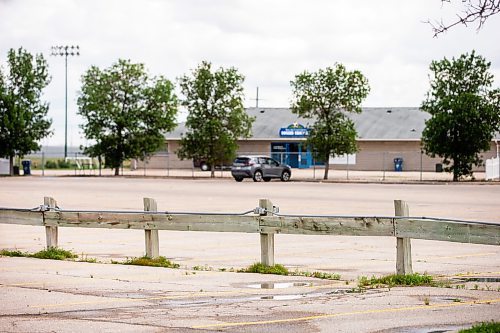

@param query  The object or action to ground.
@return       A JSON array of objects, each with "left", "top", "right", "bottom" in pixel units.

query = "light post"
[{"left": 51, "top": 45, "right": 80, "bottom": 158}]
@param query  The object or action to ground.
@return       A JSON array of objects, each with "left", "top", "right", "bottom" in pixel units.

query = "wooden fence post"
[
  {"left": 259, "top": 198, "right": 275, "bottom": 266},
  {"left": 44, "top": 197, "right": 58, "bottom": 248},
  {"left": 394, "top": 200, "right": 413, "bottom": 275},
  {"left": 143, "top": 198, "right": 159, "bottom": 258}
]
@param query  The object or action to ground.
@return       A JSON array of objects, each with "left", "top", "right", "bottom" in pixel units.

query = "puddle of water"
[{"left": 246, "top": 282, "right": 313, "bottom": 289}]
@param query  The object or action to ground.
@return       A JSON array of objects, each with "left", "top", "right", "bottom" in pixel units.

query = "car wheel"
[
  {"left": 263, "top": 177, "right": 271, "bottom": 182},
  {"left": 281, "top": 170, "right": 291, "bottom": 182},
  {"left": 234, "top": 177, "right": 244, "bottom": 182},
  {"left": 200, "top": 162, "right": 209, "bottom": 171},
  {"left": 253, "top": 170, "right": 263, "bottom": 182}
]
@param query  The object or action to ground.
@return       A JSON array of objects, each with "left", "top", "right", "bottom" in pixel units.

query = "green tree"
[
  {"left": 0, "top": 48, "right": 52, "bottom": 175},
  {"left": 77, "top": 59, "right": 178, "bottom": 176},
  {"left": 422, "top": 51, "right": 500, "bottom": 181},
  {"left": 290, "top": 64, "right": 370, "bottom": 180},
  {"left": 177, "top": 61, "right": 254, "bottom": 178}
]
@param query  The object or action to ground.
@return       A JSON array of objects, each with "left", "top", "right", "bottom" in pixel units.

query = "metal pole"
[
  {"left": 42, "top": 152, "right": 45, "bottom": 177},
  {"left": 51, "top": 45, "right": 79, "bottom": 159},
  {"left": 64, "top": 56, "right": 68, "bottom": 159},
  {"left": 383, "top": 152, "right": 386, "bottom": 181},
  {"left": 313, "top": 156, "right": 316, "bottom": 180},
  {"left": 167, "top": 153, "right": 170, "bottom": 177},
  {"left": 256, "top": 87, "right": 259, "bottom": 108},
  {"left": 420, "top": 150, "right": 423, "bottom": 182},
  {"left": 346, "top": 154, "right": 350, "bottom": 180}
]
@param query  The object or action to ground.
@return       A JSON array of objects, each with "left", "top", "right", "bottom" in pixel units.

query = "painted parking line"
[{"left": 192, "top": 298, "right": 500, "bottom": 329}]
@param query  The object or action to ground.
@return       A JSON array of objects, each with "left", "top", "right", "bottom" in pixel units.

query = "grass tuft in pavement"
[
  {"left": 115, "top": 256, "right": 180, "bottom": 269},
  {"left": 358, "top": 273, "right": 433, "bottom": 288},
  {"left": 239, "top": 263, "right": 289, "bottom": 275},
  {"left": 31, "top": 247, "right": 78, "bottom": 260},
  {"left": 0, "top": 249, "right": 30, "bottom": 257},
  {"left": 239, "top": 263, "right": 342, "bottom": 280},
  {"left": 1, "top": 247, "right": 79, "bottom": 260}
]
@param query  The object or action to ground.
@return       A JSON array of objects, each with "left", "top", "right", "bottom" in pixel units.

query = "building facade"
[{"left": 146, "top": 107, "right": 498, "bottom": 172}]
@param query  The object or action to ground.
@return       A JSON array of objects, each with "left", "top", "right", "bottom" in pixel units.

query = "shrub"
[
  {"left": 57, "top": 159, "right": 71, "bottom": 169},
  {"left": 44, "top": 160, "right": 58, "bottom": 169}
]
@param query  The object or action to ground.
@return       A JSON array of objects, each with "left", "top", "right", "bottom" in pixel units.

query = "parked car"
[{"left": 231, "top": 155, "right": 291, "bottom": 182}]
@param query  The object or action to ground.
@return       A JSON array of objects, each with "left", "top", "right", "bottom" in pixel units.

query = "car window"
[
  {"left": 269, "top": 159, "right": 279, "bottom": 167},
  {"left": 258, "top": 157, "right": 267, "bottom": 164},
  {"left": 234, "top": 157, "right": 249, "bottom": 164}
]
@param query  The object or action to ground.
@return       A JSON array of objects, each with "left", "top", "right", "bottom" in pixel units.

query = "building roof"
[{"left": 167, "top": 107, "right": 430, "bottom": 141}]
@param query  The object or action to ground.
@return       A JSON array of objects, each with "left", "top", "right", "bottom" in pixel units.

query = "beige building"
[{"left": 148, "top": 107, "right": 499, "bottom": 172}]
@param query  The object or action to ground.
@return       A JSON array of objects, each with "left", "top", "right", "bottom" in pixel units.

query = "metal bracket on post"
[
  {"left": 44, "top": 197, "right": 58, "bottom": 249},
  {"left": 259, "top": 198, "right": 275, "bottom": 266},
  {"left": 394, "top": 200, "right": 413, "bottom": 275},
  {"left": 144, "top": 198, "right": 160, "bottom": 258}
]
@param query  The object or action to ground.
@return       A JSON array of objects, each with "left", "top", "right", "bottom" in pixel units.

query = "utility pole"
[
  {"left": 255, "top": 86, "right": 259, "bottom": 108},
  {"left": 250, "top": 86, "right": 261, "bottom": 108},
  {"left": 51, "top": 45, "right": 80, "bottom": 158}
]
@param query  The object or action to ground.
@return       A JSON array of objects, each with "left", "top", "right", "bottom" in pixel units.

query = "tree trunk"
[
  {"left": 210, "top": 166, "right": 215, "bottom": 178},
  {"left": 9, "top": 155, "right": 14, "bottom": 176},
  {"left": 114, "top": 167, "right": 120, "bottom": 176},
  {"left": 323, "top": 152, "right": 330, "bottom": 180},
  {"left": 452, "top": 158, "right": 458, "bottom": 181}
]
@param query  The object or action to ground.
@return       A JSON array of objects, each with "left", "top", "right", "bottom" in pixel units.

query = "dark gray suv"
[{"left": 231, "top": 155, "right": 292, "bottom": 182}]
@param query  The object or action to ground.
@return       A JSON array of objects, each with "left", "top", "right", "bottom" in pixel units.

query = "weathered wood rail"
[{"left": 1, "top": 197, "right": 499, "bottom": 275}]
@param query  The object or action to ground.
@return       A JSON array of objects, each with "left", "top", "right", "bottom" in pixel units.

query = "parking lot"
[{"left": 0, "top": 176, "right": 499, "bottom": 332}]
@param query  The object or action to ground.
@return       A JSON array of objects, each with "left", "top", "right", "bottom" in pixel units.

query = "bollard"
[
  {"left": 394, "top": 200, "right": 413, "bottom": 275},
  {"left": 259, "top": 199, "right": 275, "bottom": 266},
  {"left": 44, "top": 197, "right": 58, "bottom": 248},
  {"left": 143, "top": 198, "right": 160, "bottom": 258}
]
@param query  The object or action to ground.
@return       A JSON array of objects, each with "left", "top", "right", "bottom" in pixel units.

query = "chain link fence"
[{"left": 13, "top": 149, "right": 493, "bottom": 182}]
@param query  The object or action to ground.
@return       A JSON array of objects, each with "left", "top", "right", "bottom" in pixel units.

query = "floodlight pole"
[{"left": 51, "top": 45, "right": 80, "bottom": 158}]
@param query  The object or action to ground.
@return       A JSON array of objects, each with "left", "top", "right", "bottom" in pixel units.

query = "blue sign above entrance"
[{"left": 279, "top": 123, "right": 309, "bottom": 138}]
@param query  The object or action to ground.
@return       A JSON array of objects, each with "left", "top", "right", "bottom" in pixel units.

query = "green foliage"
[
  {"left": 459, "top": 322, "right": 500, "bottom": 333},
  {"left": 77, "top": 59, "right": 178, "bottom": 176},
  {"left": 1, "top": 247, "right": 82, "bottom": 261},
  {"left": 31, "top": 247, "right": 78, "bottom": 260},
  {"left": 43, "top": 159, "right": 71, "bottom": 169},
  {"left": 240, "top": 263, "right": 289, "bottom": 275},
  {"left": 177, "top": 61, "right": 254, "bottom": 178},
  {"left": 44, "top": 159, "right": 58, "bottom": 169},
  {"left": 290, "top": 63, "right": 370, "bottom": 179},
  {"left": 358, "top": 273, "right": 433, "bottom": 288},
  {"left": 117, "top": 256, "right": 180, "bottom": 268},
  {"left": 0, "top": 48, "right": 52, "bottom": 175},
  {"left": 57, "top": 159, "right": 71, "bottom": 169},
  {"left": 422, "top": 51, "right": 500, "bottom": 181},
  {"left": 0, "top": 249, "right": 29, "bottom": 257}
]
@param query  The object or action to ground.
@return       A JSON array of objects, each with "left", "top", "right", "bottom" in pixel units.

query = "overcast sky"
[{"left": 1, "top": 0, "right": 499, "bottom": 147}]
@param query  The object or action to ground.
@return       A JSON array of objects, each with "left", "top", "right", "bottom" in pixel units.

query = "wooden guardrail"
[{"left": 1, "top": 197, "right": 499, "bottom": 275}]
